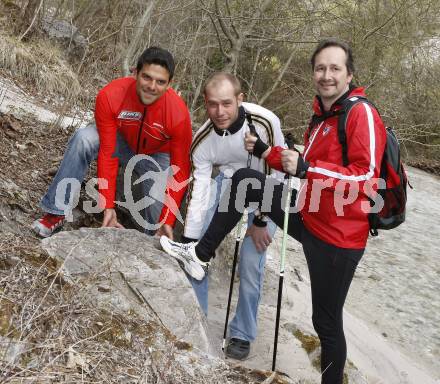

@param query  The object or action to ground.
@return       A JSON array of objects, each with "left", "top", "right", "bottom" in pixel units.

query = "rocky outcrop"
[
  {"left": 41, "top": 16, "right": 87, "bottom": 57},
  {"left": 34, "top": 228, "right": 298, "bottom": 383},
  {"left": 41, "top": 228, "right": 215, "bottom": 356},
  {"left": 0, "top": 228, "right": 296, "bottom": 383}
]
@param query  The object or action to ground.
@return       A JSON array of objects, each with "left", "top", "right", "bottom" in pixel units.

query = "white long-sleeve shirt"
[{"left": 183, "top": 102, "right": 285, "bottom": 239}]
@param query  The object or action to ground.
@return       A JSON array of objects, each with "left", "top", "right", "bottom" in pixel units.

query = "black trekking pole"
[
  {"left": 222, "top": 206, "right": 247, "bottom": 351},
  {"left": 222, "top": 115, "right": 257, "bottom": 352},
  {"left": 272, "top": 133, "right": 295, "bottom": 371}
]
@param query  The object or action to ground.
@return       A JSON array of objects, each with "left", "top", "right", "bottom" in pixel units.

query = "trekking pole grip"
[{"left": 284, "top": 132, "right": 295, "bottom": 150}]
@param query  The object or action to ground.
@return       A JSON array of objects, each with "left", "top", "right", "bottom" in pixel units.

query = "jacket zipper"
[
  {"left": 295, "top": 122, "right": 323, "bottom": 208},
  {"left": 303, "top": 121, "right": 324, "bottom": 161},
  {"left": 136, "top": 107, "right": 147, "bottom": 153}
]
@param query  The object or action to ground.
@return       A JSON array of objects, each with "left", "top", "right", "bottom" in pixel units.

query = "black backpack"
[{"left": 336, "top": 96, "right": 409, "bottom": 236}]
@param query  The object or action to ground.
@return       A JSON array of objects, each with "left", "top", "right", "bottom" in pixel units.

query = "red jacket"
[
  {"left": 94, "top": 77, "right": 192, "bottom": 227},
  {"left": 266, "top": 87, "right": 386, "bottom": 249}
]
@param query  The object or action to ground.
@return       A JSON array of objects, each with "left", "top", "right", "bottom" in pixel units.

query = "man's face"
[
  {"left": 135, "top": 63, "right": 170, "bottom": 105},
  {"left": 204, "top": 81, "right": 243, "bottom": 130},
  {"left": 313, "top": 46, "right": 353, "bottom": 108}
]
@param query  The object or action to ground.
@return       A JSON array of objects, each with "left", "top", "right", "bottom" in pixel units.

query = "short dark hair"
[
  {"left": 136, "top": 46, "right": 175, "bottom": 80},
  {"left": 203, "top": 72, "right": 242, "bottom": 96},
  {"left": 310, "top": 38, "right": 355, "bottom": 75}
]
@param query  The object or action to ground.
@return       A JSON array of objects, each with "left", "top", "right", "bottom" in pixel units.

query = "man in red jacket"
[
  {"left": 32, "top": 47, "right": 192, "bottom": 238},
  {"left": 160, "top": 39, "right": 386, "bottom": 383}
]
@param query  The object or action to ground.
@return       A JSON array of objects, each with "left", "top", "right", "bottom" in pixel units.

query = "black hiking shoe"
[{"left": 225, "top": 338, "right": 250, "bottom": 360}]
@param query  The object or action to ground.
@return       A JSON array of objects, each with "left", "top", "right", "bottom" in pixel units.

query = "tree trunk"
[
  {"left": 121, "top": 1, "right": 157, "bottom": 76},
  {"left": 17, "top": 0, "right": 43, "bottom": 40}
]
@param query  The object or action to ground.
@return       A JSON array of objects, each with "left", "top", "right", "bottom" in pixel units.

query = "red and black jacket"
[{"left": 266, "top": 87, "right": 386, "bottom": 249}]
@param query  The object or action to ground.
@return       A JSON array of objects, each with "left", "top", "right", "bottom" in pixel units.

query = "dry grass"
[
  {"left": 0, "top": 32, "right": 81, "bottom": 99},
  {"left": 293, "top": 329, "right": 320, "bottom": 355},
  {"left": 0, "top": 240, "right": 156, "bottom": 382}
]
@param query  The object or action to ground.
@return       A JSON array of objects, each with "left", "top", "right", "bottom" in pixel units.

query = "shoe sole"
[
  {"left": 159, "top": 236, "right": 205, "bottom": 281},
  {"left": 225, "top": 347, "right": 250, "bottom": 360},
  {"left": 224, "top": 351, "right": 250, "bottom": 360},
  {"left": 31, "top": 221, "right": 63, "bottom": 238}
]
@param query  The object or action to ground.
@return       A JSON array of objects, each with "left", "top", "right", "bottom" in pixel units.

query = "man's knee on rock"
[{"left": 71, "top": 125, "right": 100, "bottom": 153}]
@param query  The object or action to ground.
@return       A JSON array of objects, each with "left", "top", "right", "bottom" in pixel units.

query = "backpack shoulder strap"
[{"left": 337, "top": 96, "right": 369, "bottom": 167}]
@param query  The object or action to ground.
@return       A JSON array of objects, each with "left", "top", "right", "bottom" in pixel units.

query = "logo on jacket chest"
[
  {"left": 118, "top": 111, "right": 142, "bottom": 120},
  {"left": 322, "top": 125, "right": 332, "bottom": 136}
]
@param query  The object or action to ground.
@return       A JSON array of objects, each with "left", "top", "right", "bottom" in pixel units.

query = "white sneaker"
[{"left": 159, "top": 236, "right": 209, "bottom": 281}]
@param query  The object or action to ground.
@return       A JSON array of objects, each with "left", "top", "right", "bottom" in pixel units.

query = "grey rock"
[
  {"left": 41, "top": 228, "right": 217, "bottom": 356},
  {"left": 41, "top": 16, "right": 87, "bottom": 56}
]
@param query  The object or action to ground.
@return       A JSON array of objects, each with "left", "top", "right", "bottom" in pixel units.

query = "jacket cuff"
[
  {"left": 253, "top": 138, "right": 269, "bottom": 158},
  {"left": 252, "top": 214, "right": 268, "bottom": 227},
  {"left": 295, "top": 156, "right": 309, "bottom": 179},
  {"left": 159, "top": 207, "right": 176, "bottom": 228}
]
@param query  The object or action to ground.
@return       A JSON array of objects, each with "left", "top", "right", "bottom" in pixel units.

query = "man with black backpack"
[{"left": 159, "top": 39, "right": 389, "bottom": 383}]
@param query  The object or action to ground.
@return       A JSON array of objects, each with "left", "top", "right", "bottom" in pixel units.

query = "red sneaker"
[{"left": 32, "top": 214, "right": 66, "bottom": 238}]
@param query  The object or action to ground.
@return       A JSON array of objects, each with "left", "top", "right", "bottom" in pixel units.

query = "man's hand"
[
  {"left": 281, "top": 150, "right": 299, "bottom": 175},
  {"left": 246, "top": 224, "right": 272, "bottom": 253},
  {"left": 102, "top": 208, "right": 124, "bottom": 228},
  {"left": 244, "top": 131, "right": 258, "bottom": 152},
  {"left": 244, "top": 132, "right": 271, "bottom": 159},
  {"left": 156, "top": 224, "right": 173, "bottom": 240}
]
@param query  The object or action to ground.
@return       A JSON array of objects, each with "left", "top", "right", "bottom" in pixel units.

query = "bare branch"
[
  {"left": 225, "top": 0, "right": 239, "bottom": 39},
  {"left": 18, "top": 0, "right": 44, "bottom": 42},
  {"left": 191, "top": 49, "right": 209, "bottom": 115},
  {"left": 89, "top": 29, "right": 121, "bottom": 46},
  {"left": 247, "top": 48, "right": 262, "bottom": 99},
  {"left": 252, "top": 0, "right": 274, "bottom": 28},
  {"left": 400, "top": 139, "right": 440, "bottom": 147},
  {"left": 363, "top": 1, "right": 417, "bottom": 41},
  {"left": 204, "top": 2, "right": 231, "bottom": 61},
  {"left": 174, "top": 16, "right": 206, "bottom": 90},
  {"left": 258, "top": 49, "right": 296, "bottom": 105},
  {"left": 214, "top": 0, "right": 235, "bottom": 46},
  {"left": 121, "top": 1, "right": 157, "bottom": 76},
  {"left": 223, "top": 0, "right": 274, "bottom": 71}
]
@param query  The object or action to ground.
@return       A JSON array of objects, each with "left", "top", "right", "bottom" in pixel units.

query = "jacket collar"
[
  {"left": 213, "top": 106, "right": 245, "bottom": 136},
  {"left": 313, "top": 85, "right": 366, "bottom": 117}
]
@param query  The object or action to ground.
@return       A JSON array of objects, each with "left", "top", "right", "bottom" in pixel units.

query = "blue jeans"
[
  {"left": 189, "top": 173, "right": 277, "bottom": 342},
  {"left": 40, "top": 123, "right": 170, "bottom": 234}
]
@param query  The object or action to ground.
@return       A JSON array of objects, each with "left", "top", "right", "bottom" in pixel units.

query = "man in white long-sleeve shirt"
[{"left": 163, "top": 72, "right": 285, "bottom": 360}]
